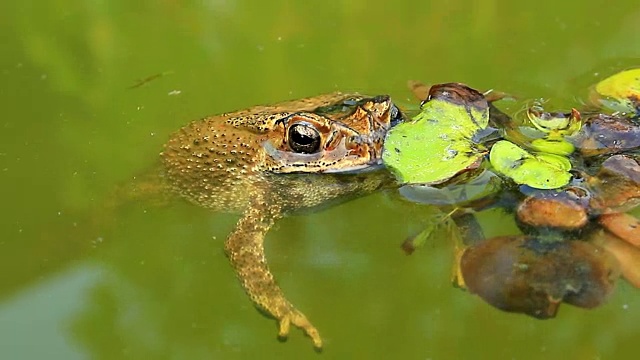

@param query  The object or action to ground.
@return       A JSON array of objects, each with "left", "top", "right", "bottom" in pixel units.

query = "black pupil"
[
  {"left": 289, "top": 123, "right": 320, "bottom": 153},
  {"left": 292, "top": 126, "right": 315, "bottom": 144}
]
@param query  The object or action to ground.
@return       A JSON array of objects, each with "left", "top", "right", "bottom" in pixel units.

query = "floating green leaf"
[
  {"left": 529, "top": 136, "right": 575, "bottom": 156},
  {"left": 382, "top": 83, "right": 489, "bottom": 185},
  {"left": 489, "top": 140, "right": 572, "bottom": 189},
  {"left": 592, "top": 68, "right": 640, "bottom": 114}
]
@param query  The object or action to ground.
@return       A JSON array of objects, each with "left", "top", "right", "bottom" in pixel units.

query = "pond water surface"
[{"left": 1, "top": 1, "right": 640, "bottom": 359}]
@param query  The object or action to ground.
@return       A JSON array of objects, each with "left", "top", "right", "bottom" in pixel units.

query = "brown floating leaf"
[
  {"left": 570, "top": 114, "right": 640, "bottom": 157},
  {"left": 516, "top": 193, "right": 588, "bottom": 230},
  {"left": 589, "top": 154, "right": 640, "bottom": 213}
]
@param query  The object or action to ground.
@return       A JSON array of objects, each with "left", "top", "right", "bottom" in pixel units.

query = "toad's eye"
[{"left": 288, "top": 123, "right": 321, "bottom": 154}]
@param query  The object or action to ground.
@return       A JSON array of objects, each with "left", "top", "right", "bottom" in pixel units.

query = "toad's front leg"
[{"left": 224, "top": 204, "right": 322, "bottom": 349}]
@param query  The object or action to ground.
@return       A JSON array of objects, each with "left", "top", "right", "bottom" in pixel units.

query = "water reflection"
[
  {"left": 458, "top": 234, "right": 620, "bottom": 318},
  {"left": 3, "top": 0, "right": 640, "bottom": 358}
]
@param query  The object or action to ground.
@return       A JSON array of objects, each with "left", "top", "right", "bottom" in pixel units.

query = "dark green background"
[{"left": 1, "top": 1, "right": 639, "bottom": 359}]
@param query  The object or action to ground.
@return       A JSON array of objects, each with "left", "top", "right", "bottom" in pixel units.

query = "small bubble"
[
  {"left": 91, "top": 237, "right": 104, "bottom": 248},
  {"left": 623, "top": 304, "right": 629, "bottom": 310}
]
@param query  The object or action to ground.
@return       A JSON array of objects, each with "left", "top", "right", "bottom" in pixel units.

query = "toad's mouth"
[
  {"left": 263, "top": 138, "right": 385, "bottom": 174},
  {"left": 321, "top": 159, "right": 385, "bottom": 174}
]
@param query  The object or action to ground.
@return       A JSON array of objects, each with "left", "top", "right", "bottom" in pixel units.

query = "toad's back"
[{"left": 161, "top": 111, "right": 269, "bottom": 213}]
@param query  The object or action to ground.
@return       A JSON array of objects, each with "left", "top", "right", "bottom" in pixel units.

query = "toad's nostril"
[{"left": 389, "top": 104, "right": 404, "bottom": 127}]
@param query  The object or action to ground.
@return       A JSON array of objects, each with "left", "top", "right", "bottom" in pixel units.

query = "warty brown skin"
[{"left": 160, "top": 93, "right": 402, "bottom": 348}]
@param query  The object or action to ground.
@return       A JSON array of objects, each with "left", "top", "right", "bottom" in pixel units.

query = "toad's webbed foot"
[
  {"left": 224, "top": 204, "right": 323, "bottom": 349},
  {"left": 276, "top": 308, "right": 322, "bottom": 348}
]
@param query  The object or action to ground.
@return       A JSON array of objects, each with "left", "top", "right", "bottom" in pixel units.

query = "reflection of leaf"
[
  {"left": 383, "top": 83, "right": 488, "bottom": 185},
  {"left": 398, "top": 169, "right": 502, "bottom": 206},
  {"left": 460, "top": 235, "right": 620, "bottom": 318},
  {"left": 489, "top": 140, "right": 571, "bottom": 189},
  {"left": 592, "top": 68, "right": 640, "bottom": 114}
]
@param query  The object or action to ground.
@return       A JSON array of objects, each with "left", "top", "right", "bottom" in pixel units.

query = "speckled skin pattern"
[{"left": 161, "top": 93, "right": 403, "bottom": 348}]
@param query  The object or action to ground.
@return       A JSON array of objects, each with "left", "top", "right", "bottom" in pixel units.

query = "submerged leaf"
[
  {"left": 489, "top": 140, "right": 572, "bottom": 189},
  {"left": 402, "top": 208, "right": 458, "bottom": 254},
  {"left": 382, "top": 83, "right": 489, "bottom": 185},
  {"left": 402, "top": 224, "right": 437, "bottom": 255}
]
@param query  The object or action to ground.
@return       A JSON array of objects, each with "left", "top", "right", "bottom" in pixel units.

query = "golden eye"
[{"left": 288, "top": 123, "right": 321, "bottom": 154}]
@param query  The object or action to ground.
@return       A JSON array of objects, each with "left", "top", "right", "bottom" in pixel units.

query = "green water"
[{"left": 1, "top": 1, "right": 640, "bottom": 359}]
